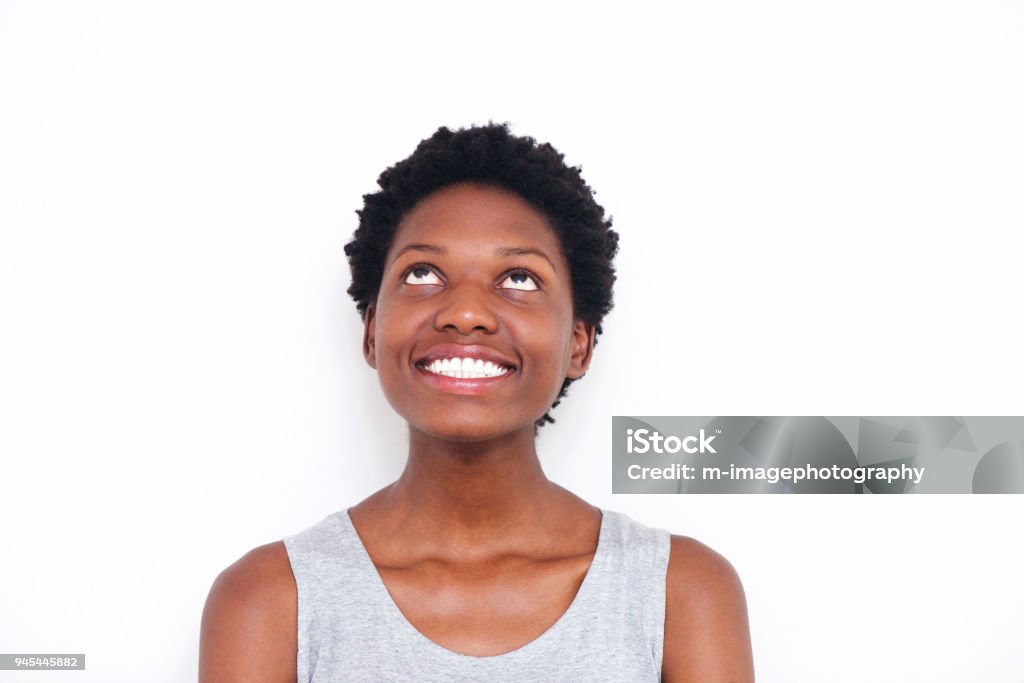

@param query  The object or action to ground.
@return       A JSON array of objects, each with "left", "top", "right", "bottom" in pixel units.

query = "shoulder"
[
  {"left": 665, "top": 535, "right": 744, "bottom": 601},
  {"left": 199, "top": 541, "right": 297, "bottom": 683},
  {"left": 662, "top": 535, "right": 754, "bottom": 683}
]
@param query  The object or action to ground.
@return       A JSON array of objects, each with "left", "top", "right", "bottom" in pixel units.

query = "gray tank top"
[{"left": 283, "top": 508, "right": 671, "bottom": 682}]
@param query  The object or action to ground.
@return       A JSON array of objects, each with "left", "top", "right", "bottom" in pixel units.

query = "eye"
[
  {"left": 498, "top": 270, "right": 539, "bottom": 291},
  {"left": 403, "top": 265, "right": 442, "bottom": 286}
]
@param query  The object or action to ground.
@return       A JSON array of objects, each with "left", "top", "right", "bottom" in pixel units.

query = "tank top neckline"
[{"left": 338, "top": 507, "right": 611, "bottom": 662}]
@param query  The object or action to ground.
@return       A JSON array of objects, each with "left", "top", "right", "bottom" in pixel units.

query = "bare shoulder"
[
  {"left": 199, "top": 541, "right": 297, "bottom": 683},
  {"left": 662, "top": 535, "right": 754, "bottom": 683}
]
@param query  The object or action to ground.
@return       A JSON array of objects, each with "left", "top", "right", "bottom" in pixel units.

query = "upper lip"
[{"left": 415, "top": 343, "right": 517, "bottom": 370}]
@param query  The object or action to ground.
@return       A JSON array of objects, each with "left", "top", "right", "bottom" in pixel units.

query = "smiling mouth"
[{"left": 416, "top": 357, "right": 513, "bottom": 379}]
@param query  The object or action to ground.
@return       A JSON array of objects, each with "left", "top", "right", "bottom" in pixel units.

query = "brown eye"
[
  {"left": 404, "top": 266, "right": 442, "bottom": 286},
  {"left": 498, "top": 271, "right": 538, "bottom": 291}
]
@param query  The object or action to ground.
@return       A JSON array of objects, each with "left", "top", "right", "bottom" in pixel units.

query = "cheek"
[
  {"left": 371, "top": 306, "right": 416, "bottom": 378},
  {"left": 518, "top": 317, "right": 574, "bottom": 373}
]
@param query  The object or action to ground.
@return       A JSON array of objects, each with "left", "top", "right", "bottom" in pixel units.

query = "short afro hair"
[{"left": 344, "top": 122, "right": 619, "bottom": 427}]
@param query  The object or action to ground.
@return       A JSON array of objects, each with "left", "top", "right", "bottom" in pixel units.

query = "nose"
[{"left": 433, "top": 281, "right": 499, "bottom": 335}]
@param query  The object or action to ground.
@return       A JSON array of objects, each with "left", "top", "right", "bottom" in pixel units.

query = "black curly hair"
[{"left": 344, "top": 122, "right": 619, "bottom": 427}]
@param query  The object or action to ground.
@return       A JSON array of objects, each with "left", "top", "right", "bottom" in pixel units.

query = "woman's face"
[{"left": 364, "top": 182, "right": 595, "bottom": 442}]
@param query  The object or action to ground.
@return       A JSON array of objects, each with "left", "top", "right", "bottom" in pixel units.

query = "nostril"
[{"left": 433, "top": 297, "right": 499, "bottom": 335}]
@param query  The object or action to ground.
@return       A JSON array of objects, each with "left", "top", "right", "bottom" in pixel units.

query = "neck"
[{"left": 380, "top": 424, "right": 562, "bottom": 544}]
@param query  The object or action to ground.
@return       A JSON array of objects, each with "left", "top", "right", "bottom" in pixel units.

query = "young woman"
[{"left": 199, "top": 124, "right": 754, "bottom": 682}]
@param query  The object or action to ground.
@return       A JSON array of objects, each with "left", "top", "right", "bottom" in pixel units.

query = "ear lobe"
[
  {"left": 566, "top": 320, "right": 596, "bottom": 380},
  {"left": 362, "top": 304, "right": 377, "bottom": 369}
]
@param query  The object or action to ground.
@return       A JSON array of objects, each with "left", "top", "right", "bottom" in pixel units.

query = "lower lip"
[{"left": 415, "top": 365, "right": 515, "bottom": 395}]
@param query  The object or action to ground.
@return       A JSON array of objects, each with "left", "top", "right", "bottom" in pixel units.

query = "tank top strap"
[
  {"left": 589, "top": 509, "right": 672, "bottom": 671},
  {"left": 285, "top": 510, "right": 417, "bottom": 681}
]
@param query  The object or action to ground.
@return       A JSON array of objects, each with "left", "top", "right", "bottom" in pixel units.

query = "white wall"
[{"left": 1, "top": 1, "right": 1022, "bottom": 681}]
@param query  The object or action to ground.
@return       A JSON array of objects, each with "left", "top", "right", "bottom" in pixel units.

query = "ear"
[
  {"left": 566, "top": 320, "right": 596, "bottom": 380},
  {"left": 362, "top": 303, "right": 377, "bottom": 369}
]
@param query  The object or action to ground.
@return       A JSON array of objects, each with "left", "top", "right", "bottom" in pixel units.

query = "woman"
[{"left": 199, "top": 124, "right": 754, "bottom": 682}]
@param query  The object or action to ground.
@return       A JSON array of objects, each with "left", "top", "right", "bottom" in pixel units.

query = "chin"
[{"left": 414, "top": 414, "right": 536, "bottom": 443}]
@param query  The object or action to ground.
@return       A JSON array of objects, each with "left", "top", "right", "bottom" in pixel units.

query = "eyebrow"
[
  {"left": 390, "top": 243, "right": 446, "bottom": 265},
  {"left": 390, "top": 243, "right": 558, "bottom": 272},
  {"left": 494, "top": 246, "right": 558, "bottom": 272}
]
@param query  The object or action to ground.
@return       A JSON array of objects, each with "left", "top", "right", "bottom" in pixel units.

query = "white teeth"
[{"left": 421, "top": 357, "right": 511, "bottom": 379}]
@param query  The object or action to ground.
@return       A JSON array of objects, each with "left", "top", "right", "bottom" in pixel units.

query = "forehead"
[{"left": 388, "top": 183, "right": 566, "bottom": 266}]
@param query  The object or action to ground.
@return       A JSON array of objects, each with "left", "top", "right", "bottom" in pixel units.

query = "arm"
[
  {"left": 662, "top": 535, "right": 754, "bottom": 683},
  {"left": 199, "top": 541, "right": 297, "bottom": 683}
]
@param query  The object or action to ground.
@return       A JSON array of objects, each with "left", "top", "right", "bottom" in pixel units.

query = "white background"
[{"left": 2, "top": 1, "right": 1022, "bottom": 681}]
